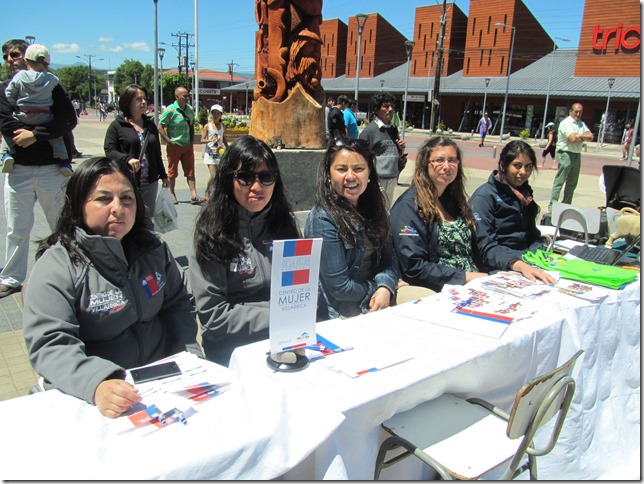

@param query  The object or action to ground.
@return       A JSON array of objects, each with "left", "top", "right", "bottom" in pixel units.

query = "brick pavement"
[{"left": 0, "top": 115, "right": 635, "bottom": 400}]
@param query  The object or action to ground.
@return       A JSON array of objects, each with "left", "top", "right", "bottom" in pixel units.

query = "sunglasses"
[
  {"left": 333, "top": 137, "right": 370, "bottom": 151},
  {"left": 233, "top": 170, "right": 276, "bottom": 186},
  {"left": 2, "top": 51, "right": 22, "bottom": 62}
]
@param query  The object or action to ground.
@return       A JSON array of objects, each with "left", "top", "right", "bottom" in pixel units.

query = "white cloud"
[
  {"left": 52, "top": 43, "right": 81, "bottom": 54},
  {"left": 99, "top": 45, "right": 124, "bottom": 53},
  {"left": 98, "top": 37, "right": 113, "bottom": 43},
  {"left": 123, "top": 42, "right": 150, "bottom": 52}
]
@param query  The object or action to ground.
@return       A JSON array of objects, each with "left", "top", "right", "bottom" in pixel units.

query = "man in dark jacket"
[
  {"left": 327, "top": 98, "right": 346, "bottom": 139},
  {"left": 0, "top": 38, "right": 77, "bottom": 298}
]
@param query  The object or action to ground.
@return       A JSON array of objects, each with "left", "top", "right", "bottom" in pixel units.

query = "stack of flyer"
[
  {"left": 120, "top": 352, "right": 232, "bottom": 432},
  {"left": 480, "top": 271, "right": 609, "bottom": 303},
  {"left": 396, "top": 281, "right": 539, "bottom": 338}
]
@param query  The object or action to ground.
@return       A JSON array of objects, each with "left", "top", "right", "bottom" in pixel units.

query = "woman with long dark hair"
[
  {"left": 189, "top": 135, "right": 300, "bottom": 365},
  {"left": 23, "top": 157, "right": 201, "bottom": 418},
  {"left": 470, "top": 140, "right": 555, "bottom": 283},
  {"left": 304, "top": 137, "right": 397, "bottom": 319},
  {"left": 390, "top": 136, "right": 487, "bottom": 293},
  {"left": 104, "top": 84, "right": 168, "bottom": 225}
]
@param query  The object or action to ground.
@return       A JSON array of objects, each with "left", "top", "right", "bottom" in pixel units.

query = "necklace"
[{"left": 127, "top": 116, "right": 145, "bottom": 132}]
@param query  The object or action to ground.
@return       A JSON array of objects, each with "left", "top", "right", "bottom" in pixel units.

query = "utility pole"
[
  {"left": 429, "top": 0, "right": 448, "bottom": 133},
  {"left": 227, "top": 59, "right": 239, "bottom": 112},
  {"left": 183, "top": 32, "right": 194, "bottom": 75},
  {"left": 172, "top": 33, "right": 183, "bottom": 73}
]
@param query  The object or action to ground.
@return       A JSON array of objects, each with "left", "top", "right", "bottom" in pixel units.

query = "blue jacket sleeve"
[
  {"left": 305, "top": 209, "right": 376, "bottom": 311},
  {"left": 374, "top": 239, "right": 398, "bottom": 298}
]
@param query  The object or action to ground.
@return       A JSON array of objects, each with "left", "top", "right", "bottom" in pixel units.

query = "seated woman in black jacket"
[
  {"left": 390, "top": 136, "right": 488, "bottom": 293},
  {"left": 469, "top": 140, "right": 555, "bottom": 284}
]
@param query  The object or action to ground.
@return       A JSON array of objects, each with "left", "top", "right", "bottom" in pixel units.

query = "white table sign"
[{"left": 269, "top": 238, "right": 322, "bottom": 354}]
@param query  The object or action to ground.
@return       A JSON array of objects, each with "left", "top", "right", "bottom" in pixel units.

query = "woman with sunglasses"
[
  {"left": 189, "top": 135, "right": 300, "bottom": 365},
  {"left": 469, "top": 140, "right": 556, "bottom": 284},
  {"left": 304, "top": 137, "right": 398, "bottom": 320},
  {"left": 389, "top": 136, "right": 487, "bottom": 293}
]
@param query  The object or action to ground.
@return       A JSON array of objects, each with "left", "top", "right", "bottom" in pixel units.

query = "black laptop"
[{"left": 568, "top": 237, "right": 640, "bottom": 266}]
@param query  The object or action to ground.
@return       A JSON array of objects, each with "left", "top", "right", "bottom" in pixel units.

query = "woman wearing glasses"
[
  {"left": 390, "top": 136, "right": 487, "bottom": 293},
  {"left": 469, "top": 140, "right": 556, "bottom": 284},
  {"left": 189, "top": 135, "right": 300, "bottom": 365},
  {"left": 304, "top": 138, "right": 398, "bottom": 320}
]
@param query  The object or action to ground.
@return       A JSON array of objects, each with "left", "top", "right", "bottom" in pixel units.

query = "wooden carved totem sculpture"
[{"left": 249, "top": 0, "right": 326, "bottom": 149}]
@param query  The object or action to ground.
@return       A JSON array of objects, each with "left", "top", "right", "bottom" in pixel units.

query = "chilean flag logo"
[
  {"left": 141, "top": 273, "right": 160, "bottom": 298},
  {"left": 281, "top": 239, "right": 312, "bottom": 287}
]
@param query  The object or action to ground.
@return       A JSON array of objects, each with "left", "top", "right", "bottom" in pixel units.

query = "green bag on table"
[{"left": 523, "top": 249, "right": 638, "bottom": 290}]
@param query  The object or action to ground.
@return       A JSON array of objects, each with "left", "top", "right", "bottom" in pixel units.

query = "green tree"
[
  {"left": 55, "top": 65, "right": 92, "bottom": 103},
  {"left": 113, "top": 59, "right": 147, "bottom": 95},
  {"left": 0, "top": 63, "right": 11, "bottom": 82},
  {"left": 160, "top": 72, "right": 190, "bottom": 106}
]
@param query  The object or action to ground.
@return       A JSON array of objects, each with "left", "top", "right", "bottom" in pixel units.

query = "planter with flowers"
[{"left": 223, "top": 117, "right": 250, "bottom": 143}]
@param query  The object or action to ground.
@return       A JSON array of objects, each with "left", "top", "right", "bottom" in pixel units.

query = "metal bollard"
[{"left": 492, "top": 146, "right": 497, "bottom": 158}]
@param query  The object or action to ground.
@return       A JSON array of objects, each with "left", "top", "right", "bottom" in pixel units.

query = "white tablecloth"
[
  {"left": 0, "top": 277, "right": 638, "bottom": 479},
  {"left": 0, "top": 362, "right": 344, "bottom": 480},
  {"left": 230, "top": 277, "right": 640, "bottom": 480}
]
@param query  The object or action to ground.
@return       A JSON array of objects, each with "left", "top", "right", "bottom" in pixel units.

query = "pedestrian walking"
[
  {"left": 540, "top": 122, "right": 557, "bottom": 169},
  {"left": 476, "top": 112, "right": 492, "bottom": 147}
]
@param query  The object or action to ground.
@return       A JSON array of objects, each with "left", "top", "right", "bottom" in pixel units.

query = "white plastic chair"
[
  {"left": 546, "top": 202, "right": 602, "bottom": 251},
  {"left": 374, "top": 350, "right": 583, "bottom": 480}
]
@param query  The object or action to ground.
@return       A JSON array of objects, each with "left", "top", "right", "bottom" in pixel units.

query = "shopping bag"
[{"left": 153, "top": 187, "right": 179, "bottom": 233}]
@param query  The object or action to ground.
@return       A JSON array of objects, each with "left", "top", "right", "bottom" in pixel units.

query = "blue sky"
[{"left": 4, "top": 0, "right": 586, "bottom": 73}]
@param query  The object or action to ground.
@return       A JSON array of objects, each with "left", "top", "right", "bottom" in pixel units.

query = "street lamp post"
[
  {"left": 190, "top": 62, "right": 196, "bottom": 101},
  {"left": 76, "top": 54, "right": 103, "bottom": 107},
  {"left": 495, "top": 22, "right": 516, "bottom": 143},
  {"left": 482, "top": 77, "right": 490, "bottom": 115},
  {"left": 245, "top": 82, "right": 249, "bottom": 114},
  {"left": 25, "top": 36, "right": 35, "bottom": 45},
  {"left": 401, "top": 40, "right": 415, "bottom": 141},
  {"left": 158, "top": 48, "right": 165, "bottom": 107},
  {"left": 598, "top": 77, "right": 616, "bottom": 149},
  {"left": 540, "top": 36, "right": 570, "bottom": 143},
  {"left": 354, "top": 13, "right": 368, "bottom": 104},
  {"left": 153, "top": 0, "right": 159, "bottom": 124},
  {"left": 380, "top": 79, "right": 385, "bottom": 91}
]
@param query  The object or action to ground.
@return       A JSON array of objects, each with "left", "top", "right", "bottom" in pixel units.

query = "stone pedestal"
[
  {"left": 274, "top": 148, "right": 324, "bottom": 211},
  {"left": 250, "top": 83, "right": 325, "bottom": 150}
]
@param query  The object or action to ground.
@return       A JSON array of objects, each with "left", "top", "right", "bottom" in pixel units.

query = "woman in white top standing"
[{"left": 202, "top": 104, "right": 228, "bottom": 196}]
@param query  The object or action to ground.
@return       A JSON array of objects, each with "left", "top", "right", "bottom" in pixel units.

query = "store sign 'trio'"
[{"left": 592, "top": 23, "right": 641, "bottom": 51}]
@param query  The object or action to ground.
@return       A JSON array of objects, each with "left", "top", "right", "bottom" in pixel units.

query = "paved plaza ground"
[{"left": 0, "top": 113, "right": 636, "bottom": 400}]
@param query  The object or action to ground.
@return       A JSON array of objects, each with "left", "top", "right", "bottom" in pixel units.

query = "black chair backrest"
[{"left": 602, "top": 165, "right": 641, "bottom": 210}]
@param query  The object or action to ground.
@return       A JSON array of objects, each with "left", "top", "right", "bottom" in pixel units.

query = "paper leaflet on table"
[
  {"left": 302, "top": 333, "right": 354, "bottom": 363},
  {"left": 268, "top": 239, "right": 322, "bottom": 354},
  {"left": 120, "top": 352, "right": 233, "bottom": 430},
  {"left": 307, "top": 333, "right": 412, "bottom": 378},
  {"left": 395, "top": 284, "right": 538, "bottom": 338}
]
